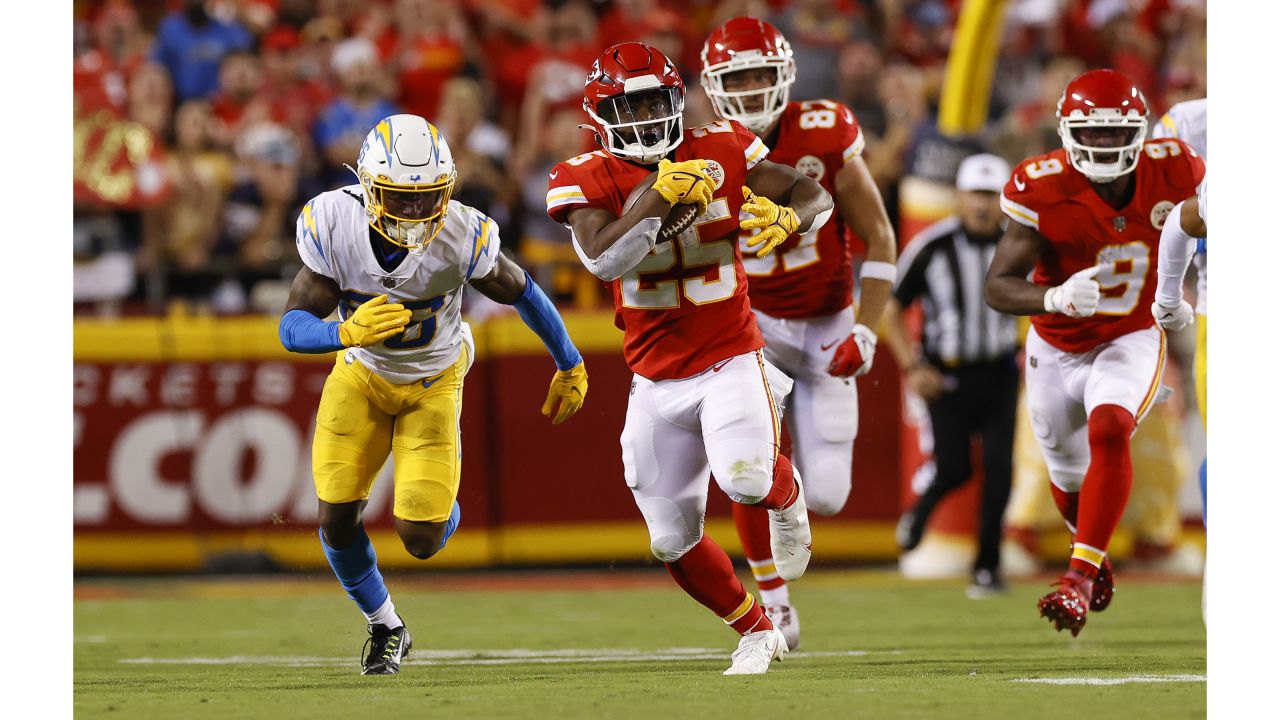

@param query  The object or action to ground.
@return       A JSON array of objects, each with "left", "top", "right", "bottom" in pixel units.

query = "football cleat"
[
  {"left": 768, "top": 476, "right": 812, "bottom": 581},
  {"left": 360, "top": 621, "right": 412, "bottom": 675},
  {"left": 723, "top": 627, "right": 788, "bottom": 675},
  {"left": 1091, "top": 557, "right": 1116, "bottom": 612},
  {"left": 1038, "top": 570, "right": 1095, "bottom": 637},
  {"left": 764, "top": 603, "right": 800, "bottom": 651}
]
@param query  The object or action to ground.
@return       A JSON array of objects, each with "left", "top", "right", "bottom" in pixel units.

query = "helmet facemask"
[
  {"left": 357, "top": 169, "right": 456, "bottom": 254},
  {"left": 1058, "top": 111, "right": 1148, "bottom": 182},
  {"left": 701, "top": 56, "right": 795, "bottom": 135},
  {"left": 586, "top": 85, "right": 684, "bottom": 165}
]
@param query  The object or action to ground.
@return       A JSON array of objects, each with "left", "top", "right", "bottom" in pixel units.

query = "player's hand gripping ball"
[
  {"left": 542, "top": 361, "right": 589, "bottom": 425},
  {"left": 338, "top": 294, "right": 412, "bottom": 347},
  {"left": 740, "top": 187, "right": 800, "bottom": 258},
  {"left": 651, "top": 158, "right": 715, "bottom": 215},
  {"left": 624, "top": 171, "right": 702, "bottom": 242}
]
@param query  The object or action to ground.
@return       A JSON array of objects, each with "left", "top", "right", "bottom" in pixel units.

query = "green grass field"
[{"left": 74, "top": 569, "right": 1205, "bottom": 719}]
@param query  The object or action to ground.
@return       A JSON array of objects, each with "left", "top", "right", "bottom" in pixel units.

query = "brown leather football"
[{"left": 623, "top": 171, "right": 700, "bottom": 242}]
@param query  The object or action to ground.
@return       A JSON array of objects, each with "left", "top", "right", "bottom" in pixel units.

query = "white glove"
[
  {"left": 1043, "top": 265, "right": 1102, "bottom": 318},
  {"left": 1152, "top": 299, "right": 1195, "bottom": 331}
]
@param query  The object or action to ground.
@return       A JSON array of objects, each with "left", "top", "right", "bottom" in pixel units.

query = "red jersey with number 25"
[
  {"left": 1000, "top": 138, "right": 1205, "bottom": 353},
  {"left": 546, "top": 120, "right": 769, "bottom": 380},
  {"left": 743, "top": 100, "right": 866, "bottom": 319}
]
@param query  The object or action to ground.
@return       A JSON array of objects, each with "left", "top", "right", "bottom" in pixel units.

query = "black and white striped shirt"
[{"left": 894, "top": 216, "right": 1018, "bottom": 367}]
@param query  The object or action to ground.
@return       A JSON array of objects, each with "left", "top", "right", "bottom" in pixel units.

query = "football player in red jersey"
[
  {"left": 545, "top": 42, "right": 833, "bottom": 674},
  {"left": 985, "top": 69, "right": 1205, "bottom": 636},
  {"left": 699, "top": 17, "right": 898, "bottom": 649}
]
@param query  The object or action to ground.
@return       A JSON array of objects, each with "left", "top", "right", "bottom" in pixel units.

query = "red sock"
[
  {"left": 757, "top": 454, "right": 798, "bottom": 510},
  {"left": 1049, "top": 484, "right": 1080, "bottom": 530},
  {"left": 731, "top": 502, "right": 786, "bottom": 592},
  {"left": 1070, "top": 404, "right": 1135, "bottom": 578},
  {"left": 665, "top": 536, "right": 774, "bottom": 635}
]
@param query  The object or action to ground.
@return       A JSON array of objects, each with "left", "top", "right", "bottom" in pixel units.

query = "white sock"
[
  {"left": 759, "top": 585, "right": 790, "bottom": 607},
  {"left": 365, "top": 596, "right": 403, "bottom": 629}
]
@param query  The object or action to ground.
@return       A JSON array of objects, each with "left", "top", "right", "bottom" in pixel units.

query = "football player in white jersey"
[
  {"left": 279, "top": 114, "right": 589, "bottom": 675},
  {"left": 1149, "top": 98, "right": 1207, "bottom": 511}
]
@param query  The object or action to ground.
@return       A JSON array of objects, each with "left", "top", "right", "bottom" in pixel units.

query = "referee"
[{"left": 880, "top": 153, "right": 1020, "bottom": 597}]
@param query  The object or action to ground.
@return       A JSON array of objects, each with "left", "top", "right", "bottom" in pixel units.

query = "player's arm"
[
  {"left": 567, "top": 159, "right": 714, "bottom": 280},
  {"left": 837, "top": 156, "right": 897, "bottom": 329},
  {"left": 740, "top": 159, "right": 835, "bottom": 257},
  {"left": 827, "top": 156, "right": 897, "bottom": 378},
  {"left": 985, "top": 222, "right": 1102, "bottom": 317},
  {"left": 278, "top": 267, "right": 411, "bottom": 352},
  {"left": 1152, "top": 195, "right": 1206, "bottom": 330},
  {"left": 469, "top": 252, "right": 588, "bottom": 424}
]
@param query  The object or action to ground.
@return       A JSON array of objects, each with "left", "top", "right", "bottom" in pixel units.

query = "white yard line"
[
  {"left": 118, "top": 648, "right": 879, "bottom": 668},
  {"left": 1013, "top": 674, "right": 1206, "bottom": 686}
]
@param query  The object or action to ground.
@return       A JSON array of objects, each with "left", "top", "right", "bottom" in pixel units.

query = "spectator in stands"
[
  {"left": 151, "top": 0, "right": 253, "bottom": 102},
  {"left": 140, "top": 100, "right": 233, "bottom": 280},
  {"left": 773, "top": 0, "right": 869, "bottom": 102},
  {"left": 214, "top": 124, "right": 318, "bottom": 313},
  {"left": 989, "top": 56, "right": 1084, "bottom": 164},
  {"left": 313, "top": 37, "right": 401, "bottom": 188},
  {"left": 387, "top": 0, "right": 475, "bottom": 122},
  {"left": 127, "top": 62, "right": 174, "bottom": 139},
  {"left": 74, "top": 0, "right": 149, "bottom": 113},
  {"left": 435, "top": 77, "right": 514, "bottom": 223},
  {"left": 212, "top": 51, "right": 279, "bottom": 143}
]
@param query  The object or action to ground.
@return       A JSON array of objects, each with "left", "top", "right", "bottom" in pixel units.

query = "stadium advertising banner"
[{"left": 73, "top": 313, "right": 908, "bottom": 572}]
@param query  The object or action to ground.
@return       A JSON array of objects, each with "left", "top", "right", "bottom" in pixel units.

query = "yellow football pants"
[
  {"left": 1196, "top": 315, "right": 1207, "bottom": 427},
  {"left": 311, "top": 347, "right": 468, "bottom": 522}
]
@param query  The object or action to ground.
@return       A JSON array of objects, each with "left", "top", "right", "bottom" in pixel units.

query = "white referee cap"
[{"left": 956, "top": 153, "right": 1011, "bottom": 193}]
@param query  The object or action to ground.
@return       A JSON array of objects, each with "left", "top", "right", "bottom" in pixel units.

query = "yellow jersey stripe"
[
  {"left": 842, "top": 129, "right": 866, "bottom": 164},
  {"left": 1000, "top": 194, "right": 1040, "bottom": 230},
  {"left": 1135, "top": 330, "right": 1168, "bottom": 422}
]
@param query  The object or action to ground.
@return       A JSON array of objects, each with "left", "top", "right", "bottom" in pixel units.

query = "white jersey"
[
  {"left": 1152, "top": 98, "right": 1208, "bottom": 314},
  {"left": 295, "top": 185, "right": 500, "bottom": 383}
]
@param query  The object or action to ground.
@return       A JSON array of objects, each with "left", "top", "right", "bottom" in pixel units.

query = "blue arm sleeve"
[
  {"left": 512, "top": 271, "right": 582, "bottom": 371},
  {"left": 279, "top": 309, "right": 344, "bottom": 354}
]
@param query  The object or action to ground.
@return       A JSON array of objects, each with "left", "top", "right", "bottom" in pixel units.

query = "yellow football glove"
[
  {"left": 338, "top": 294, "right": 412, "bottom": 348},
  {"left": 652, "top": 158, "right": 714, "bottom": 216},
  {"left": 740, "top": 187, "right": 800, "bottom": 258},
  {"left": 542, "top": 361, "right": 588, "bottom": 425}
]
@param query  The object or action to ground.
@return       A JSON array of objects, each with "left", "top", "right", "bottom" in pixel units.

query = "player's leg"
[
  {"left": 701, "top": 350, "right": 810, "bottom": 581},
  {"left": 1196, "top": 314, "right": 1207, "bottom": 516},
  {"left": 732, "top": 312, "right": 804, "bottom": 644},
  {"left": 388, "top": 343, "right": 470, "bottom": 559},
  {"left": 1072, "top": 327, "right": 1166, "bottom": 579},
  {"left": 1023, "top": 329, "right": 1095, "bottom": 634},
  {"left": 789, "top": 307, "right": 859, "bottom": 517},
  {"left": 622, "top": 373, "right": 784, "bottom": 674},
  {"left": 311, "top": 356, "right": 403, "bottom": 672}
]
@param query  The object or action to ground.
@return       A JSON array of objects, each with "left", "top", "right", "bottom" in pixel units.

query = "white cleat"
[
  {"left": 723, "top": 627, "right": 788, "bottom": 675},
  {"left": 768, "top": 476, "right": 812, "bottom": 581},
  {"left": 764, "top": 603, "right": 800, "bottom": 651}
]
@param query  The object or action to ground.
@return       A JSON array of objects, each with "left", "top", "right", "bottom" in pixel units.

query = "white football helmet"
[{"left": 352, "top": 114, "right": 457, "bottom": 252}]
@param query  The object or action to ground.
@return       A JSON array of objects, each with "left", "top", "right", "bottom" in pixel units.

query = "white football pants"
[
  {"left": 753, "top": 306, "right": 859, "bottom": 516},
  {"left": 621, "top": 350, "right": 794, "bottom": 562}
]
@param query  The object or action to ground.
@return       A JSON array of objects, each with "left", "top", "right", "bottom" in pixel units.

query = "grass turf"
[{"left": 74, "top": 569, "right": 1205, "bottom": 719}]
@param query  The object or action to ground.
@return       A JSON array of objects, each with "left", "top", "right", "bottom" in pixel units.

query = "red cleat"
[
  {"left": 1090, "top": 557, "right": 1115, "bottom": 612},
  {"left": 1038, "top": 570, "right": 1095, "bottom": 637}
]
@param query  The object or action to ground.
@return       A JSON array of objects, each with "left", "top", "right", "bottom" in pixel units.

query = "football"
[{"left": 623, "top": 171, "right": 701, "bottom": 242}]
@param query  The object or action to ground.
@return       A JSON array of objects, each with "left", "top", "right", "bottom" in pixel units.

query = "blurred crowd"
[{"left": 72, "top": 0, "right": 1207, "bottom": 315}]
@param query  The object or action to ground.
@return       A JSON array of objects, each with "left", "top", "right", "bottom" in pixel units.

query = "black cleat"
[
  {"left": 361, "top": 621, "right": 412, "bottom": 675},
  {"left": 966, "top": 568, "right": 1008, "bottom": 599}
]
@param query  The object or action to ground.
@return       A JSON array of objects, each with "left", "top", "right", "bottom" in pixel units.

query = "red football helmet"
[
  {"left": 1056, "top": 69, "right": 1149, "bottom": 182},
  {"left": 700, "top": 17, "right": 796, "bottom": 135},
  {"left": 582, "top": 42, "right": 686, "bottom": 164}
]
